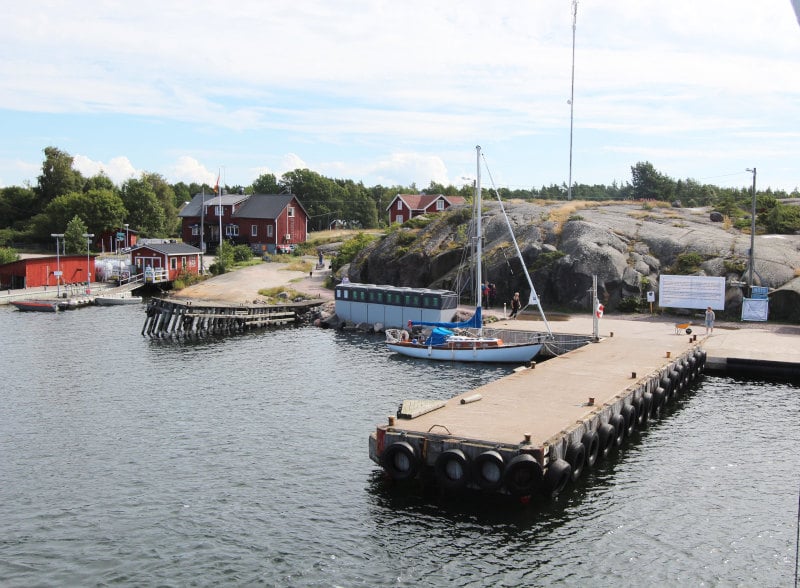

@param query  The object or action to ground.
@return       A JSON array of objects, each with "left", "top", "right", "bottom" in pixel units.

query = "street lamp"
[
  {"left": 51, "top": 233, "right": 64, "bottom": 298},
  {"left": 745, "top": 167, "right": 757, "bottom": 297},
  {"left": 82, "top": 233, "right": 94, "bottom": 294},
  {"left": 124, "top": 223, "right": 129, "bottom": 250}
]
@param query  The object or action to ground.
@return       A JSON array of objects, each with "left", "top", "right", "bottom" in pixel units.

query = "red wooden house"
[
  {"left": 131, "top": 243, "right": 203, "bottom": 282},
  {"left": 0, "top": 255, "right": 92, "bottom": 290},
  {"left": 386, "top": 193, "right": 467, "bottom": 224},
  {"left": 178, "top": 193, "right": 308, "bottom": 254}
]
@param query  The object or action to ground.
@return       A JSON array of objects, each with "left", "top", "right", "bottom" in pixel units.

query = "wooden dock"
[
  {"left": 369, "top": 314, "right": 800, "bottom": 499},
  {"left": 141, "top": 297, "right": 324, "bottom": 338}
]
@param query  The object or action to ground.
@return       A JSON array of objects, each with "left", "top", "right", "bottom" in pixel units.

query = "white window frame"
[
  {"left": 251, "top": 224, "right": 258, "bottom": 237},
  {"left": 436, "top": 199, "right": 445, "bottom": 211},
  {"left": 267, "top": 225, "right": 274, "bottom": 237},
  {"left": 215, "top": 205, "right": 223, "bottom": 216},
  {"left": 225, "top": 225, "right": 239, "bottom": 237},
  {"left": 288, "top": 206, "right": 295, "bottom": 218},
  {"left": 191, "top": 226, "right": 199, "bottom": 236},
  {"left": 397, "top": 201, "right": 402, "bottom": 210}
]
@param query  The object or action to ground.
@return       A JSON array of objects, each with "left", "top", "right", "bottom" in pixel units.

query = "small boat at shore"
[
  {"left": 11, "top": 300, "right": 60, "bottom": 312},
  {"left": 95, "top": 294, "right": 143, "bottom": 306}
]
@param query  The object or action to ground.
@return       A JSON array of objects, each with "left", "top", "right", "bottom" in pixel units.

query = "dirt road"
[{"left": 173, "top": 258, "right": 335, "bottom": 304}]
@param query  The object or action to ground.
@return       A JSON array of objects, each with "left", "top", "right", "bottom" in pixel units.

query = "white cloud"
[{"left": 73, "top": 155, "right": 139, "bottom": 185}]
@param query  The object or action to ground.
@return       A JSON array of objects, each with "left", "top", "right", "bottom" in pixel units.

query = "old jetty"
[
  {"left": 142, "top": 298, "right": 324, "bottom": 338},
  {"left": 369, "top": 315, "right": 800, "bottom": 500}
]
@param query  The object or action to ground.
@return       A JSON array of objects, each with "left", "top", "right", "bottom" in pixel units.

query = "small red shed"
[
  {"left": 0, "top": 255, "right": 92, "bottom": 289},
  {"left": 131, "top": 242, "right": 203, "bottom": 282}
]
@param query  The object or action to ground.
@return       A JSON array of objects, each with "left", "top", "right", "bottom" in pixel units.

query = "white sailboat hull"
[{"left": 387, "top": 341, "right": 542, "bottom": 363}]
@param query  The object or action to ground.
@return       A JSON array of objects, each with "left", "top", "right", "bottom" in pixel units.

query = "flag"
[
  {"left": 214, "top": 173, "right": 220, "bottom": 194},
  {"left": 596, "top": 302, "right": 604, "bottom": 318}
]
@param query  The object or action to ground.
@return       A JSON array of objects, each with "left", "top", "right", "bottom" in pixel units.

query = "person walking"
[
  {"left": 509, "top": 292, "right": 521, "bottom": 319},
  {"left": 704, "top": 306, "right": 716, "bottom": 335}
]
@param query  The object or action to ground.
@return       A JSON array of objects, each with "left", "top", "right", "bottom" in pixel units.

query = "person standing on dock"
[
  {"left": 705, "top": 306, "right": 715, "bottom": 335},
  {"left": 509, "top": 292, "right": 521, "bottom": 319}
]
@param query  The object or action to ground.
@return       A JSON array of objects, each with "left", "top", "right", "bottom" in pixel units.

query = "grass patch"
[{"left": 257, "top": 285, "right": 313, "bottom": 303}]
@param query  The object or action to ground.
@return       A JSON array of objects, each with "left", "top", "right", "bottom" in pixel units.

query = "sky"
[{"left": 1, "top": 1, "right": 798, "bottom": 195}]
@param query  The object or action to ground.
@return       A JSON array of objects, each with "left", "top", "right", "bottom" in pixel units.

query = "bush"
[
  {"left": 330, "top": 232, "right": 377, "bottom": 273},
  {"left": 0, "top": 246, "right": 19, "bottom": 265},
  {"left": 618, "top": 296, "right": 644, "bottom": 313},
  {"left": 675, "top": 252, "right": 704, "bottom": 274},
  {"left": 233, "top": 244, "right": 254, "bottom": 262}
]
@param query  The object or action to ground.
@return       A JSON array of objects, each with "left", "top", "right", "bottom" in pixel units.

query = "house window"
[
  {"left": 397, "top": 201, "right": 402, "bottom": 210},
  {"left": 267, "top": 225, "right": 274, "bottom": 237},
  {"left": 288, "top": 206, "right": 295, "bottom": 218},
  {"left": 395, "top": 215, "right": 403, "bottom": 224},
  {"left": 225, "top": 225, "right": 239, "bottom": 237},
  {"left": 215, "top": 205, "right": 223, "bottom": 216},
  {"left": 251, "top": 224, "right": 258, "bottom": 237},
  {"left": 191, "top": 226, "right": 199, "bottom": 236},
  {"left": 181, "top": 257, "right": 187, "bottom": 268},
  {"left": 436, "top": 199, "right": 445, "bottom": 211},
  {"left": 170, "top": 257, "right": 177, "bottom": 270}
]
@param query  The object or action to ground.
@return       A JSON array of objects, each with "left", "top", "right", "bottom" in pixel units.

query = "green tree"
[
  {"left": 0, "top": 186, "right": 38, "bottom": 229},
  {"left": 630, "top": 161, "right": 675, "bottom": 201},
  {"left": 64, "top": 215, "right": 89, "bottom": 254},
  {"left": 42, "top": 189, "right": 126, "bottom": 237},
  {"left": 765, "top": 203, "right": 800, "bottom": 234},
  {"left": 83, "top": 173, "right": 116, "bottom": 193},
  {"left": 35, "top": 147, "right": 85, "bottom": 211},
  {"left": 121, "top": 178, "right": 166, "bottom": 237},
  {"left": 141, "top": 173, "right": 179, "bottom": 234},
  {"left": 252, "top": 173, "right": 282, "bottom": 194},
  {"left": 0, "top": 246, "right": 19, "bottom": 264}
]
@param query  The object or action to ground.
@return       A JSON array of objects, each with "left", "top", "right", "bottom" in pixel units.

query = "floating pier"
[
  {"left": 370, "top": 320, "right": 711, "bottom": 500},
  {"left": 141, "top": 298, "right": 324, "bottom": 338}
]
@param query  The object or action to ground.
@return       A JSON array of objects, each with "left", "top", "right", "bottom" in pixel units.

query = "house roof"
[
  {"left": 386, "top": 193, "right": 467, "bottom": 212},
  {"left": 137, "top": 242, "right": 203, "bottom": 256},
  {"left": 178, "top": 192, "right": 249, "bottom": 217},
  {"left": 178, "top": 192, "right": 307, "bottom": 220},
  {"left": 234, "top": 193, "right": 306, "bottom": 219}
]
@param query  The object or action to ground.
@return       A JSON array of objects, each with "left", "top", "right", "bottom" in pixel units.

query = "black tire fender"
[
  {"left": 641, "top": 391, "right": 653, "bottom": 426},
  {"left": 581, "top": 430, "right": 600, "bottom": 468},
  {"left": 632, "top": 396, "right": 645, "bottom": 427},
  {"left": 609, "top": 413, "right": 625, "bottom": 446},
  {"left": 543, "top": 458, "right": 572, "bottom": 498},
  {"left": 434, "top": 448, "right": 470, "bottom": 490},
  {"left": 381, "top": 441, "right": 419, "bottom": 481},
  {"left": 565, "top": 442, "right": 586, "bottom": 482},
  {"left": 504, "top": 453, "right": 543, "bottom": 496},
  {"left": 597, "top": 423, "right": 615, "bottom": 460},
  {"left": 474, "top": 450, "right": 505, "bottom": 491},
  {"left": 620, "top": 404, "right": 636, "bottom": 437}
]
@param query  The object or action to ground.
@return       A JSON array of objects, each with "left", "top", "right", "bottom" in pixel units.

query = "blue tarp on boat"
[
  {"left": 425, "top": 326, "right": 454, "bottom": 346},
  {"left": 412, "top": 306, "right": 482, "bottom": 330}
]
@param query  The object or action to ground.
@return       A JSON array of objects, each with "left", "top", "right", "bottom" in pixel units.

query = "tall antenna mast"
[{"left": 567, "top": 0, "right": 578, "bottom": 201}]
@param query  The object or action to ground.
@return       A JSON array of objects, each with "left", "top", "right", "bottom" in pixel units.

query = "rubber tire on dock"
[
  {"left": 609, "top": 414, "right": 625, "bottom": 447},
  {"left": 597, "top": 424, "right": 616, "bottom": 460},
  {"left": 381, "top": 441, "right": 419, "bottom": 481},
  {"left": 640, "top": 391, "right": 653, "bottom": 426},
  {"left": 565, "top": 442, "right": 586, "bottom": 482},
  {"left": 581, "top": 430, "right": 600, "bottom": 468},
  {"left": 434, "top": 448, "right": 470, "bottom": 490},
  {"left": 651, "top": 387, "right": 666, "bottom": 419},
  {"left": 620, "top": 404, "right": 636, "bottom": 437},
  {"left": 542, "top": 458, "right": 572, "bottom": 498},
  {"left": 474, "top": 450, "right": 505, "bottom": 492},
  {"left": 504, "top": 454, "right": 544, "bottom": 496}
]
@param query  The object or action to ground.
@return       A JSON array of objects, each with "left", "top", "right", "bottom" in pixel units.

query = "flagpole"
[
  {"left": 216, "top": 169, "right": 222, "bottom": 253},
  {"left": 200, "top": 187, "right": 205, "bottom": 272}
]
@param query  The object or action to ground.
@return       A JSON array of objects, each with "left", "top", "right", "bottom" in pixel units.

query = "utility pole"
[
  {"left": 567, "top": 0, "right": 578, "bottom": 201},
  {"left": 746, "top": 167, "right": 757, "bottom": 297}
]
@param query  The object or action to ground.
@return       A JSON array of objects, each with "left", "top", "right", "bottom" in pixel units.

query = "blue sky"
[{"left": 1, "top": 1, "right": 798, "bottom": 194}]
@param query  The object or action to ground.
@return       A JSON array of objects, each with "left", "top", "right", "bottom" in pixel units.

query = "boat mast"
[{"left": 475, "top": 145, "right": 483, "bottom": 335}]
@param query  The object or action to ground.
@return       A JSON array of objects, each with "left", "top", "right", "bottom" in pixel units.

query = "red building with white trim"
[
  {"left": 0, "top": 255, "right": 92, "bottom": 289},
  {"left": 131, "top": 243, "right": 203, "bottom": 282},
  {"left": 386, "top": 194, "right": 466, "bottom": 224}
]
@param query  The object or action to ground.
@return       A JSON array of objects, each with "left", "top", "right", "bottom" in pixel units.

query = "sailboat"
[{"left": 386, "top": 146, "right": 552, "bottom": 363}]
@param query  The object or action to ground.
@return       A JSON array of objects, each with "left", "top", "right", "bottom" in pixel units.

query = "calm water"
[{"left": 1, "top": 304, "right": 798, "bottom": 587}]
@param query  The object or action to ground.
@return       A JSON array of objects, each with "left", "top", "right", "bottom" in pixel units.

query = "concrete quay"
[{"left": 370, "top": 312, "right": 799, "bottom": 499}]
